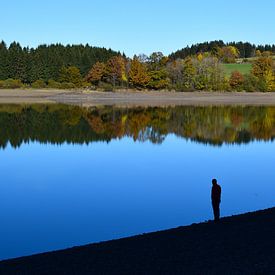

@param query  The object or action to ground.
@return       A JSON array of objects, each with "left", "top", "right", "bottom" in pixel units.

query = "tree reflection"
[{"left": 0, "top": 104, "right": 274, "bottom": 149}]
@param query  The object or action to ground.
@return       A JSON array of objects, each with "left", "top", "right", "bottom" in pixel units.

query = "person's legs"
[
  {"left": 212, "top": 201, "right": 220, "bottom": 221},
  {"left": 216, "top": 203, "right": 220, "bottom": 220}
]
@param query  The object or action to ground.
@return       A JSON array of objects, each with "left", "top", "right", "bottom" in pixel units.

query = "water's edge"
[{"left": 1, "top": 206, "right": 274, "bottom": 274}]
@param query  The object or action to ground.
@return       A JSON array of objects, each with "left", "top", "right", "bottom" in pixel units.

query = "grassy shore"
[{"left": 0, "top": 207, "right": 275, "bottom": 274}]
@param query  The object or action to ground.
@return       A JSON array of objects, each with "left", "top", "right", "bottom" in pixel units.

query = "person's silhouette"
[{"left": 211, "top": 178, "right": 221, "bottom": 222}]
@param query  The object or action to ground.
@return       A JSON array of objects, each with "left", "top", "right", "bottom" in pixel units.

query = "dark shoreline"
[{"left": 1, "top": 207, "right": 275, "bottom": 274}]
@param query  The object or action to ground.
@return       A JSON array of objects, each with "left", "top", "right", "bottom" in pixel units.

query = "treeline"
[
  {"left": 0, "top": 40, "right": 274, "bottom": 92},
  {"left": 86, "top": 53, "right": 274, "bottom": 92},
  {"left": 0, "top": 104, "right": 275, "bottom": 148},
  {"left": 0, "top": 41, "right": 120, "bottom": 83},
  {"left": 169, "top": 40, "right": 275, "bottom": 60}
]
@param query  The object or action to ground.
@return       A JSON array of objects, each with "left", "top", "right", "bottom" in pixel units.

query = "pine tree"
[{"left": 0, "top": 41, "right": 8, "bottom": 80}]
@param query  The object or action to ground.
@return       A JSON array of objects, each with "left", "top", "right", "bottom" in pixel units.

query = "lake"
[{"left": 0, "top": 104, "right": 275, "bottom": 260}]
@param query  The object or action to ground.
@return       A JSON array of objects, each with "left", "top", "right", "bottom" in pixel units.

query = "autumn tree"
[
  {"left": 197, "top": 53, "right": 204, "bottom": 62},
  {"left": 166, "top": 59, "right": 184, "bottom": 87},
  {"left": 229, "top": 71, "right": 244, "bottom": 91},
  {"left": 105, "top": 56, "right": 127, "bottom": 86},
  {"left": 182, "top": 58, "right": 196, "bottom": 90},
  {"left": 128, "top": 56, "right": 150, "bottom": 88},
  {"left": 193, "top": 57, "right": 226, "bottom": 91},
  {"left": 219, "top": 46, "right": 240, "bottom": 63},
  {"left": 86, "top": 62, "right": 105, "bottom": 84},
  {"left": 262, "top": 51, "right": 272, "bottom": 57},
  {"left": 252, "top": 57, "right": 275, "bottom": 92},
  {"left": 147, "top": 69, "right": 170, "bottom": 90},
  {"left": 255, "top": 50, "right": 262, "bottom": 57}
]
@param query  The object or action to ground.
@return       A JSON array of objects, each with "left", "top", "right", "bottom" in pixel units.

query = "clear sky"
[{"left": 1, "top": 0, "right": 274, "bottom": 56}]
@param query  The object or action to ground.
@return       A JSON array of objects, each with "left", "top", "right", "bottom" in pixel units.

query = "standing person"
[{"left": 211, "top": 179, "right": 221, "bottom": 222}]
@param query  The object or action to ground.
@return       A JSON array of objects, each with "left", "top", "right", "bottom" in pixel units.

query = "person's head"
[{"left": 212, "top": 178, "right": 217, "bottom": 185}]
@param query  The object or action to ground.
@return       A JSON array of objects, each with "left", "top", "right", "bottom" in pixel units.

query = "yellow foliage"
[
  {"left": 122, "top": 72, "right": 128, "bottom": 82},
  {"left": 121, "top": 115, "right": 128, "bottom": 125},
  {"left": 256, "top": 50, "right": 262, "bottom": 57},
  {"left": 197, "top": 53, "right": 203, "bottom": 62},
  {"left": 228, "top": 46, "right": 240, "bottom": 58}
]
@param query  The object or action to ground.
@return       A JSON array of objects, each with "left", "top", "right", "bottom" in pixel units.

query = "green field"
[{"left": 223, "top": 63, "right": 252, "bottom": 76}]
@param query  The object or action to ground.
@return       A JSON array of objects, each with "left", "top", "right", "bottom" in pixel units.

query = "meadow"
[{"left": 223, "top": 63, "right": 252, "bottom": 76}]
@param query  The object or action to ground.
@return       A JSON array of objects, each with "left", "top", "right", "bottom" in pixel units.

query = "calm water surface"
[{"left": 0, "top": 104, "right": 275, "bottom": 260}]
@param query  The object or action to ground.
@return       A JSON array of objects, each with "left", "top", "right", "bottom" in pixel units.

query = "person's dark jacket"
[{"left": 211, "top": 184, "right": 221, "bottom": 203}]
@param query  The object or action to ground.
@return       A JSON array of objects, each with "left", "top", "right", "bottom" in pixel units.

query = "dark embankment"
[{"left": 1, "top": 208, "right": 275, "bottom": 275}]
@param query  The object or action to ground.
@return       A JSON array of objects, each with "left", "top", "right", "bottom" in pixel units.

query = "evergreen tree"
[
  {"left": 0, "top": 41, "right": 8, "bottom": 80},
  {"left": 6, "top": 42, "right": 26, "bottom": 80}
]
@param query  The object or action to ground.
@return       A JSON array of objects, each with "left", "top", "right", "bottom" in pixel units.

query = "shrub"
[
  {"left": 59, "top": 82, "right": 76, "bottom": 89},
  {"left": 243, "top": 74, "right": 259, "bottom": 92},
  {"left": 173, "top": 82, "right": 194, "bottom": 92},
  {"left": 0, "top": 79, "right": 23, "bottom": 89},
  {"left": 31, "top": 79, "right": 47, "bottom": 88},
  {"left": 82, "top": 81, "right": 92, "bottom": 88},
  {"left": 229, "top": 71, "right": 244, "bottom": 91},
  {"left": 47, "top": 79, "right": 62, "bottom": 89},
  {"left": 257, "top": 79, "right": 269, "bottom": 93},
  {"left": 98, "top": 82, "right": 114, "bottom": 92}
]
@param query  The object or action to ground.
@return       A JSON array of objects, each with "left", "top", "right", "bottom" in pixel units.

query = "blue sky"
[{"left": 1, "top": 0, "right": 274, "bottom": 56}]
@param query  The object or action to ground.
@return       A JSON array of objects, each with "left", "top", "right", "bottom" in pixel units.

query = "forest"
[
  {"left": 0, "top": 41, "right": 120, "bottom": 86},
  {"left": 0, "top": 40, "right": 274, "bottom": 92},
  {"left": 169, "top": 40, "right": 275, "bottom": 60}
]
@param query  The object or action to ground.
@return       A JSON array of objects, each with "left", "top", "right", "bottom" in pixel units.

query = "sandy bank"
[
  {"left": 1, "top": 207, "right": 275, "bottom": 274},
  {"left": 54, "top": 91, "right": 275, "bottom": 107},
  {"left": 0, "top": 89, "right": 74, "bottom": 104},
  {"left": 1, "top": 89, "right": 275, "bottom": 106}
]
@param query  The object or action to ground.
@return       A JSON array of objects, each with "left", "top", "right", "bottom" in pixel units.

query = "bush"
[
  {"left": 47, "top": 79, "right": 62, "bottom": 89},
  {"left": 229, "top": 71, "right": 244, "bottom": 91},
  {"left": 98, "top": 82, "right": 114, "bottom": 92},
  {"left": 47, "top": 80, "right": 76, "bottom": 89},
  {"left": 59, "top": 82, "right": 76, "bottom": 89},
  {"left": 31, "top": 79, "right": 46, "bottom": 88},
  {"left": 173, "top": 82, "right": 195, "bottom": 92},
  {"left": 82, "top": 81, "right": 92, "bottom": 88},
  {"left": 243, "top": 74, "right": 259, "bottom": 92},
  {"left": 257, "top": 79, "right": 269, "bottom": 93},
  {"left": 243, "top": 74, "right": 273, "bottom": 93},
  {"left": 0, "top": 79, "right": 24, "bottom": 89}
]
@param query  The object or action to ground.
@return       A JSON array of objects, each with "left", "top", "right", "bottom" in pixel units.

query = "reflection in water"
[
  {"left": 0, "top": 103, "right": 275, "bottom": 260},
  {"left": 0, "top": 104, "right": 275, "bottom": 148}
]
